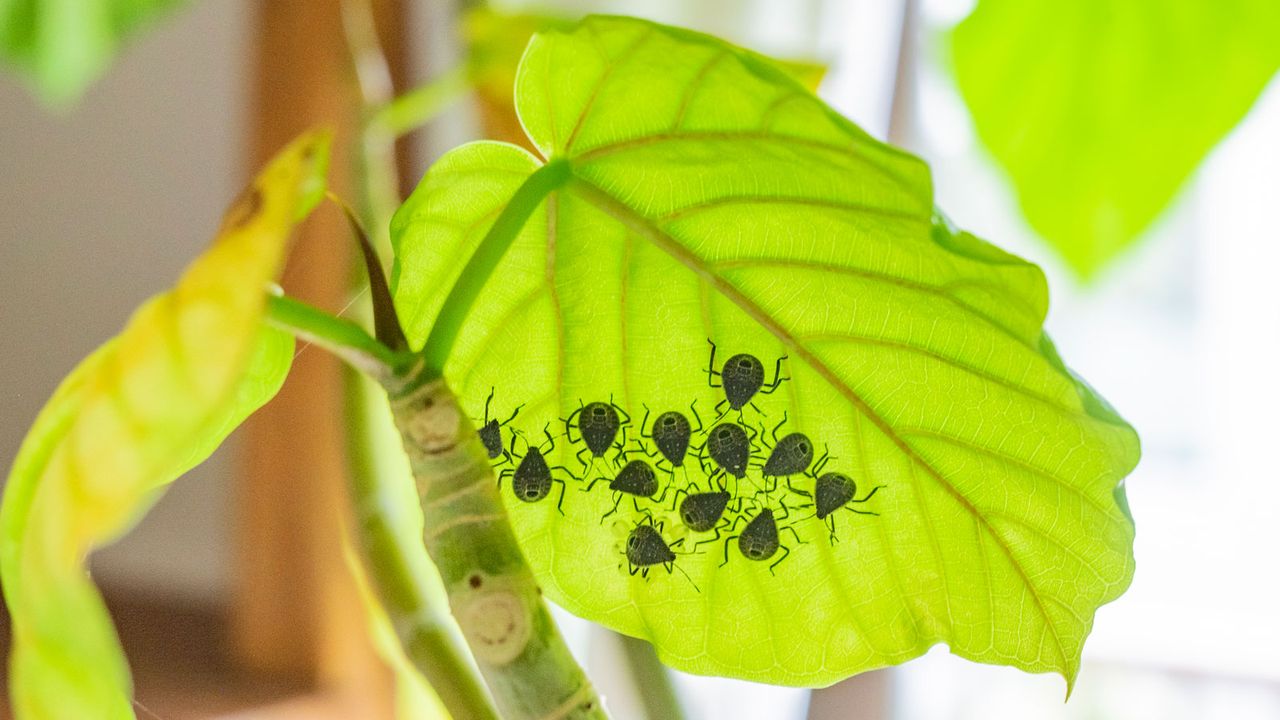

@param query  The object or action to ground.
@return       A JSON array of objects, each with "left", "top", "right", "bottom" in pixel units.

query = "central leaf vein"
[{"left": 567, "top": 173, "right": 1071, "bottom": 669}]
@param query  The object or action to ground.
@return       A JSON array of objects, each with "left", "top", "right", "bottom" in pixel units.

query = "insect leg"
[
  {"left": 692, "top": 524, "right": 723, "bottom": 552},
  {"left": 601, "top": 493, "right": 623, "bottom": 521},
  {"left": 768, "top": 544, "right": 792, "bottom": 575},
  {"left": 688, "top": 399, "right": 705, "bottom": 433},
  {"left": 563, "top": 403, "right": 584, "bottom": 443},
  {"left": 705, "top": 339, "right": 722, "bottom": 387},
  {"left": 553, "top": 478, "right": 567, "bottom": 515},
  {"left": 503, "top": 402, "right": 524, "bottom": 426},
  {"left": 854, "top": 485, "right": 884, "bottom": 503},
  {"left": 713, "top": 398, "right": 729, "bottom": 423},
  {"left": 780, "top": 524, "right": 806, "bottom": 546},
  {"left": 786, "top": 478, "right": 812, "bottom": 498},
  {"left": 613, "top": 399, "right": 632, "bottom": 427},
  {"left": 771, "top": 412, "right": 788, "bottom": 443},
  {"left": 720, "top": 535, "right": 739, "bottom": 567},
  {"left": 760, "top": 354, "right": 790, "bottom": 394}
]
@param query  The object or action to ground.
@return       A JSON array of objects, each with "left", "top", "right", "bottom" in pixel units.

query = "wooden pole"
[{"left": 235, "top": 0, "right": 408, "bottom": 715}]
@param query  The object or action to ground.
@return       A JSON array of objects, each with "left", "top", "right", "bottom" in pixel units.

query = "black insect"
[
  {"left": 705, "top": 340, "right": 788, "bottom": 418},
  {"left": 637, "top": 401, "right": 703, "bottom": 471},
  {"left": 565, "top": 399, "right": 631, "bottom": 467},
  {"left": 699, "top": 421, "right": 756, "bottom": 486},
  {"left": 624, "top": 516, "right": 699, "bottom": 590},
  {"left": 497, "top": 424, "right": 570, "bottom": 513},
  {"left": 669, "top": 488, "right": 735, "bottom": 549},
  {"left": 720, "top": 499, "right": 805, "bottom": 574},
  {"left": 753, "top": 412, "right": 819, "bottom": 490},
  {"left": 677, "top": 490, "right": 732, "bottom": 533},
  {"left": 583, "top": 458, "right": 664, "bottom": 520},
  {"left": 476, "top": 388, "right": 522, "bottom": 464},
  {"left": 801, "top": 472, "right": 883, "bottom": 543}
]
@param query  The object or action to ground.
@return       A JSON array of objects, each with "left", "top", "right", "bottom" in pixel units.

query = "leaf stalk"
[{"left": 418, "top": 158, "right": 572, "bottom": 380}]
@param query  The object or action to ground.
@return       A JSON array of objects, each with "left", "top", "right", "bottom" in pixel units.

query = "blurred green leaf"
[
  {"left": 344, "top": 533, "right": 451, "bottom": 720},
  {"left": 952, "top": 0, "right": 1280, "bottom": 278},
  {"left": 0, "top": 0, "right": 183, "bottom": 105},
  {"left": 0, "top": 131, "right": 329, "bottom": 718},
  {"left": 392, "top": 16, "right": 1138, "bottom": 689}
]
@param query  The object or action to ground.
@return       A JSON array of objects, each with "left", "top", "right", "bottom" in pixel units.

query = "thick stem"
[
  {"left": 387, "top": 377, "right": 610, "bottom": 720},
  {"left": 617, "top": 634, "right": 686, "bottom": 720},
  {"left": 346, "top": 370, "right": 501, "bottom": 720}
]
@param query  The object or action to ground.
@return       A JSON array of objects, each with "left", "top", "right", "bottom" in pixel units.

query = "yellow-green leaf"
[
  {"left": 0, "top": 131, "right": 329, "bottom": 718},
  {"left": 391, "top": 16, "right": 1139, "bottom": 690},
  {"left": 952, "top": 0, "right": 1280, "bottom": 278}
]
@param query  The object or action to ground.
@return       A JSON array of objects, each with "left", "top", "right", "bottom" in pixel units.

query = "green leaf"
[
  {"left": 343, "top": 533, "right": 451, "bottom": 720},
  {"left": 0, "top": 131, "right": 329, "bottom": 718},
  {"left": 951, "top": 0, "right": 1280, "bottom": 278},
  {"left": 0, "top": 0, "right": 185, "bottom": 105},
  {"left": 391, "top": 16, "right": 1139, "bottom": 689}
]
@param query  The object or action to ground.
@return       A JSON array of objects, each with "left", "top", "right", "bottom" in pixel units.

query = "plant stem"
[
  {"left": 374, "top": 64, "right": 474, "bottom": 139},
  {"left": 264, "top": 293, "right": 407, "bottom": 376},
  {"left": 346, "top": 369, "right": 501, "bottom": 720},
  {"left": 419, "top": 159, "right": 571, "bottom": 379},
  {"left": 386, "top": 376, "right": 610, "bottom": 720},
  {"left": 617, "top": 634, "right": 686, "bottom": 720},
  {"left": 340, "top": 0, "right": 401, "bottom": 258}
]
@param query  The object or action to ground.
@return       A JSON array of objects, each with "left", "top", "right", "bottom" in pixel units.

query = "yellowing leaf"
[
  {"left": 0, "top": 131, "right": 329, "bottom": 718},
  {"left": 392, "top": 17, "right": 1138, "bottom": 690}
]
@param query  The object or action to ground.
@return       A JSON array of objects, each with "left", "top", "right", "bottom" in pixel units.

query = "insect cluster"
[{"left": 475, "top": 341, "right": 884, "bottom": 587}]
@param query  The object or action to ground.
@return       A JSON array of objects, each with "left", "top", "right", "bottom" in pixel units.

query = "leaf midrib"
[{"left": 564, "top": 172, "right": 1072, "bottom": 672}]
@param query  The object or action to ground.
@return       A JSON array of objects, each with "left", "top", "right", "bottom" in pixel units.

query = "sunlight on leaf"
[
  {"left": 391, "top": 16, "right": 1139, "bottom": 690},
  {"left": 952, "top": 0, "right": 1280, "bottom": 278},
  {"left": 0, "top": 0, "right": 185, "bottom": 105},
  {"left": 463, "top": 7, "right": 824, "bottom": 149},
  {"left": 0, "top": 131, "right": 329, "bottom": 718}
]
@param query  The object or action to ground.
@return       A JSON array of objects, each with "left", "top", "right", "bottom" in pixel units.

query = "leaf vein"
[{"left": 570, "top": 175, "right": 1072, "bottom": 672}]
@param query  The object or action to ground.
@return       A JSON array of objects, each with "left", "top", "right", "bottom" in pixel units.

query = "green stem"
[
  {"left": 340, "top": 0, "right": 399, "bottom": 258},
  {"left": 264, "top": 293, "right": 408, "bottom": 376},
  {"left": 345, "top": 369, "right": 501, "bottom": 720},
  {"left": 618, "top": 634, "right": 686, "bottom": 720},
  {"left": 386, "top": 377, "right": 610, "bottom": 720},
  {"left": 374, "top": 64, "right": 474, "bottom": 139},
  {"left": 420, "top": 159, "right": 571, "bottom": 379}
]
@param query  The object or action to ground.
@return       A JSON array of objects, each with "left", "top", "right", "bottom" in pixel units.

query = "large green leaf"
[
  {"left": 0, "top": 131, "right": 329, "bottom": 719},
  {"left": 952, "top": 0, "right": 1280, "bottom": 278},
  {"left": 392, "top": 16, "right": 1139, "bottom": 689},
  {"left": 0, "top": 0, "right": 184, "bottom": 105}
]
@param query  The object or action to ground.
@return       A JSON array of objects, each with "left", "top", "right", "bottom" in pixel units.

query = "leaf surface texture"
[{"left": 393, "top": 16, "right": 1139, "bottom": 688}]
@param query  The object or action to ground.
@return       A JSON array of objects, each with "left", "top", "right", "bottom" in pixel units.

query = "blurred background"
[{"left": 2, "top": 0, "right": 1277, "bottom": 718}]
